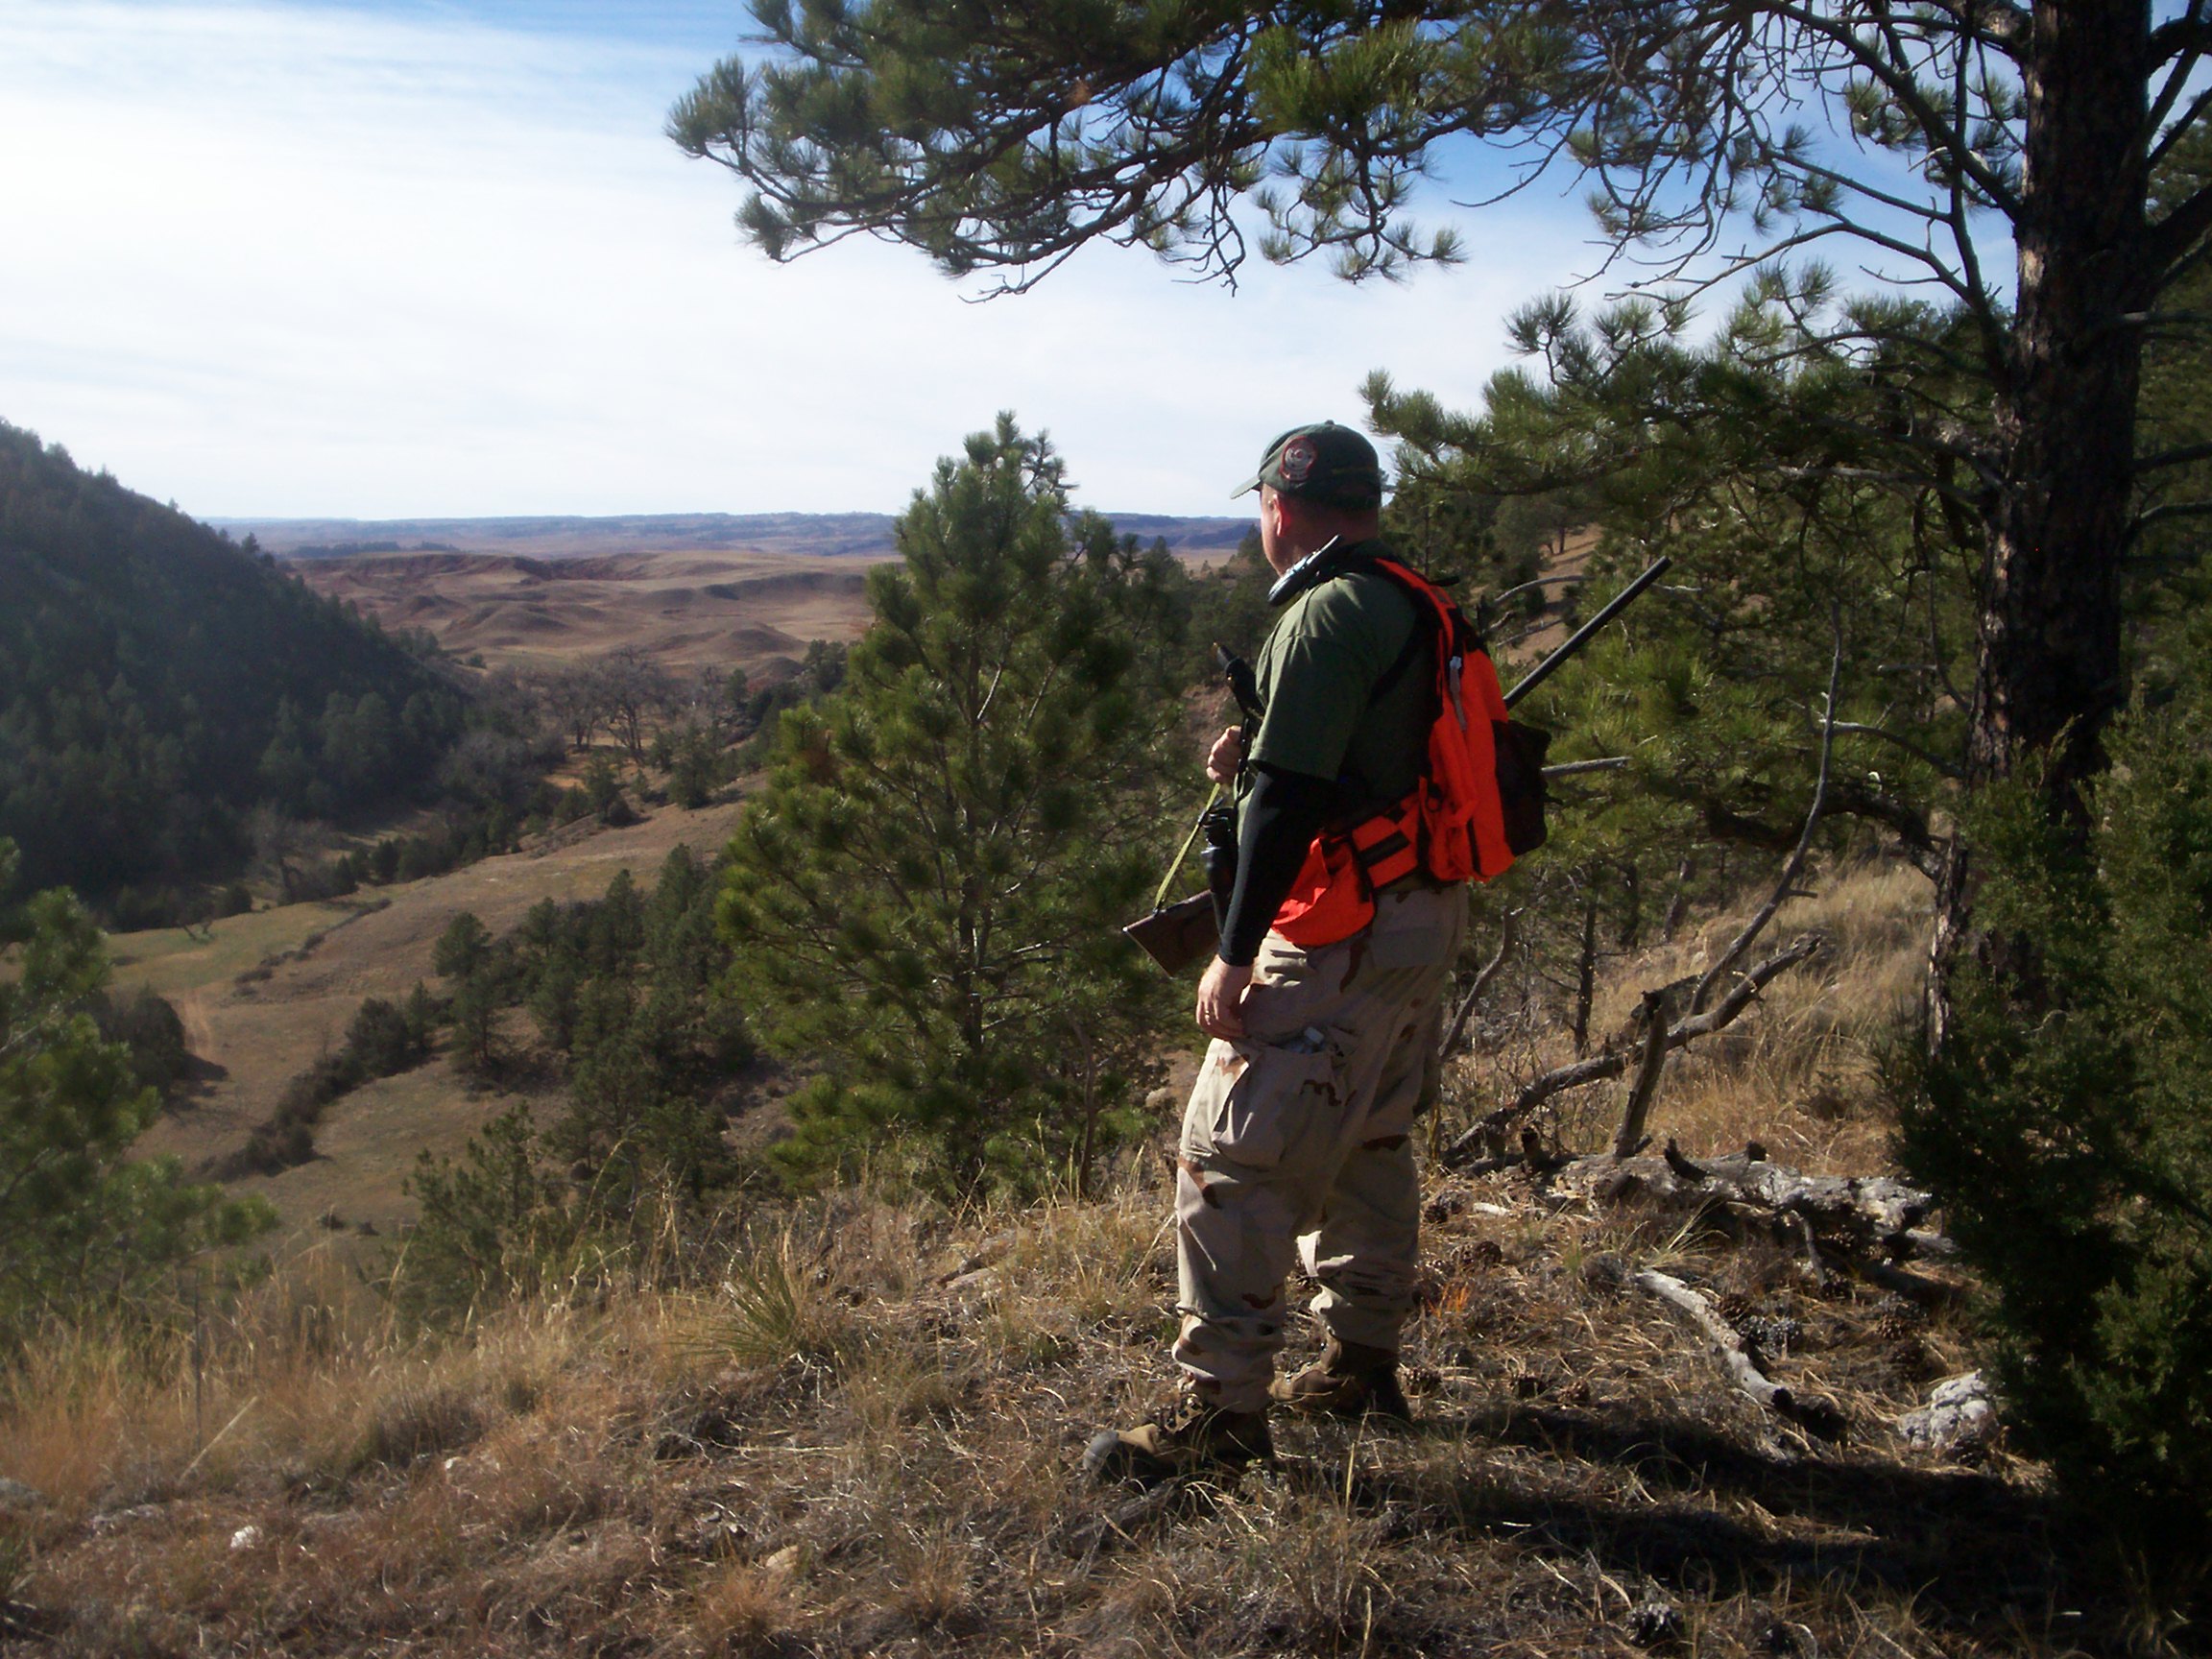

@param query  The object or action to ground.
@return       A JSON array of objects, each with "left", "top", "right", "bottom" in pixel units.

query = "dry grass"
[
  {"left": 1445, "top": 855, "right": 1931, "bottom": 1173},
  {"left": 0, "top": 1175, "right": 2150, "bottom": 1657},
  {"left": 2, "top": 851, "right": 2178, "bottom": 1656},
  {"left": 119, "top": 794, "right": 758, "bottom": 1241},
  {"left": 289, "top": 547, "right": 884, "bottom": 673}
]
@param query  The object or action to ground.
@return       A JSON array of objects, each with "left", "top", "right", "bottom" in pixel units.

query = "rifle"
[
  {"left": 1120, "top": 645, "right": 1255, "bottom": 974},
  {"left": 1123, "top": 558, "right": 1671, "bottom": 974}
]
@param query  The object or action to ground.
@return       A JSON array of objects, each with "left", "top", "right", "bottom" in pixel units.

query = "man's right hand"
[{"left": 1206, "top": 725, "right": 1243, "bottom": 787}]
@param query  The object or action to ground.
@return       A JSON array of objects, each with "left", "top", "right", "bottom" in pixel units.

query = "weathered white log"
[
  {"left": 1555, "top": 1145, "right": 1936, "bottom": 1250},
  {"left": 1637, "top": 1268, "right": 1845, "bottom": 1437},
  {"left": 1637, "top": 1268, "right": 1789, "bottom": 1413},
  {"left": 1895, "top": 1371, "right": 1995, "bottom": 1453}
]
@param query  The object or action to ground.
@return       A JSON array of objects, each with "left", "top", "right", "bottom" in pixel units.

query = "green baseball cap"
[{"left": 1232, "top": 421, "right": 1384, "bottom": 509}]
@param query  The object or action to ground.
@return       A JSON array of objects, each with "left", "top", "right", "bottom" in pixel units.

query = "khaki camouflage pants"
[{"left": 1174, "top": 883, "right": 1468, "bottom": 1411}]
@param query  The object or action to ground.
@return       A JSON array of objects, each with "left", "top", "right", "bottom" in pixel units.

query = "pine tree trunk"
[
  {"left": 1572, "top": 895, "right": 1599, "bottom": 1058},
  {"left": 1931, "top": 0, "right": 2151, "bottom": 1043},
  {"left": 1662, "top": 854, "right": 1694, "bottom": 943}
]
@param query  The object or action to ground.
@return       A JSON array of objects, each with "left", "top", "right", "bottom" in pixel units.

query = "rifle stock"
[{"left": 1122, "top": 892, "right": 1218, "bottom": 976}]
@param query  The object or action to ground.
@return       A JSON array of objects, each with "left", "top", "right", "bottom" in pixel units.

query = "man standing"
[{"left": 1090, "top": 421, "right": 1476, "bottom": 1485}]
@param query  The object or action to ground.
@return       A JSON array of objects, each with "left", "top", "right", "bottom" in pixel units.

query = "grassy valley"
[{"left": 111, "top": 792, "right": 757, "bottom": 1244}]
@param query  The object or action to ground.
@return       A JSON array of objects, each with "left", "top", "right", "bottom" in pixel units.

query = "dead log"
[
  {"left": 1637, "top": 1268, "right": 1843, "bottom": 1437},
  {"left": 1848, "top": 1255, "right": 1967, "bottom": 1308},
  {"left": 1901, "top": 1228, "right": 1960, "bottom": 1262},
  {"left": 1445, "top": 932, "right": 1826, "bottom": 1165},
  {"left": 1554, "top": 1146, "right": 1936, "bottom": 1253}
]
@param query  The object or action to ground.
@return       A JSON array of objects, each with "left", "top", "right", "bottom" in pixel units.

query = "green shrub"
[
  {"left": 1901, "top": 687, "right": 2212, "bottom": 1589},
  {"left": 395, "top": 1104, "right": 588, "bottom": 1327},
  {"left": 0, "top": 839, "right": 274, "bottom": 1345},
  {"left": 95, "top": 984, "right": 192, "bottom": 1099}
]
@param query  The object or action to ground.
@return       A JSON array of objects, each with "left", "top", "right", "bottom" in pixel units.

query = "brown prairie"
[{"left": 289, "top": 548, "right": 888, "bottom": 671}]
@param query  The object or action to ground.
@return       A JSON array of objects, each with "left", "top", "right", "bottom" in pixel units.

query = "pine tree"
[
  {"left": 0, "top": 838, "right": 273, "bottom": 1343},
  {"left": 1900, "top": 598, "right": 2212, "bottom": 1576},
  {"left": 669, "top": 0, "right": 2212, "bottom": 1040},
  {"left": 433, "top": 911, "right": 493, "bottom": 982},
  {"left": 718, "top": 419, "right": 1179, "bottom": 1193}
]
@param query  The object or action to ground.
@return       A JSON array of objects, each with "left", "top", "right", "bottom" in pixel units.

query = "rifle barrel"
[{"left": 1503, "top": 556, "right": 1672, "bottom": 709}]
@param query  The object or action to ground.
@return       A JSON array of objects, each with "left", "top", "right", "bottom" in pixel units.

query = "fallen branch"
[
  {"left": 1848, "top": 1255, "right": 1967, "bottom": 1308},
  {"left": 1446, "top": 933, "right": 1826, "bottom": 1164},
  {"left": 1555, "top": 1143, "right": 1936, "bottom": 1252},
  {"left": 1637, "top": 1269, "right": 1843, "bottom": 1438},
  {"left": 1901, "top": 1228, "right": 1959, "bottom": 1262}
]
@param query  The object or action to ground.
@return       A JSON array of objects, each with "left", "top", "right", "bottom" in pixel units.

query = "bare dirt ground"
[
  {"left": 118, "top": 796, "right": 754, "bottom": 1248},
  {"left": 291, "top": 549, "right": 888, "bottom": 672}
]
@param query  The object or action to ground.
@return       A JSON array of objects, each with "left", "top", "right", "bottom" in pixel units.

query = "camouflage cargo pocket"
[{"left": 1182, "top": 1032, "right": 1342, "bottom": 1171}]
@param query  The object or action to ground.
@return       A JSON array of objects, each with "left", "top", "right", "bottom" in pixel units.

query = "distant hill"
[
  {"left": 215, "top": 510, "right": 1253, "bottom": 563},
  {"left": 0, "top": 423, "right": 464, "bottom": 908},
  {"left": 287, "top": 547, "right": 881, "bottom": 672}
]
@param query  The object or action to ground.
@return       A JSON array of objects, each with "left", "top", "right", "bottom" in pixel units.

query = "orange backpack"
[{"left": 1270, "top": 557, "right": 1548, "bottom": 947}]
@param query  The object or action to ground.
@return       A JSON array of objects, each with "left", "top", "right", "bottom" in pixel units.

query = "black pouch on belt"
[{"left": 1200, "top": 800, "right": 1239, "bottom": 929}]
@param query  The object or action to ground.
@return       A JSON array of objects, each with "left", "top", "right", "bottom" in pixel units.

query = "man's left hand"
[{"left": 1196, "top": 957, "right": 1254, "bottom": 1039}]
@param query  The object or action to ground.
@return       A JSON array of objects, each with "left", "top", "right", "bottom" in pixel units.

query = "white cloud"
[{"left": 0, "top": 0, "right": 1599, "bottom": 517}]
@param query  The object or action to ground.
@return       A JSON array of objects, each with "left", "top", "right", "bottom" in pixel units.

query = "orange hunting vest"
[{"left": 1270, "top": 558, "right": 1533, "bottom": 947}]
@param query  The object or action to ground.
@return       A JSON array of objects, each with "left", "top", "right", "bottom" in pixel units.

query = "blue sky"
[
  {"left": 4, "top": 1, "right": 2007, "bottom": 522},
  {"left": 0, "top": 0, "right": 1622, "bottom": 519}
]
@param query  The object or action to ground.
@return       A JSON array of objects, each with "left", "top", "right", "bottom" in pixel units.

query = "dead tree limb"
[
  {"left": 1555, "top": 1146, "right": 1936, "bottom": 1252},
  {"left": 1692, "top": 624, "right": 1844, "bottom": 1016},
  {"left": 1902, "top": 1228, "right": 1959, "bottom": 1261},
  {"left": 1794, "top": 1212, "right": 1832, "bottom": 1292},
  {"left": 1637, "top": 1269, "right": 1841, "bottom": 1437},
  {"left": 1638, "top": 1268, "right": 1789, "bottom": 1410},
  {"left": 1438, "top": 914, "right": 1517, "bottom": 1061},
  {"left": 1610, "top": 988, "right": 1672, "bottom": 1160},
  {"left": 1446, "top": 933, "right": 1826, "bottom": 1165}
]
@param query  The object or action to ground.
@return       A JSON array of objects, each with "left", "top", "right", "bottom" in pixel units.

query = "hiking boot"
[
  {"left": 1083, "top": 1399, "right": 1273, "bottom": 1487},
  {"left": 1269, "top": 1337, "right": 1412, "bottom": 1423}
]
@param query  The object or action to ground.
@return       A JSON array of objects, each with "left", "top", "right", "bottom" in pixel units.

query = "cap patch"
[{"left": 1278, "top": 436, "right": 1317, "bottom": 486}]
